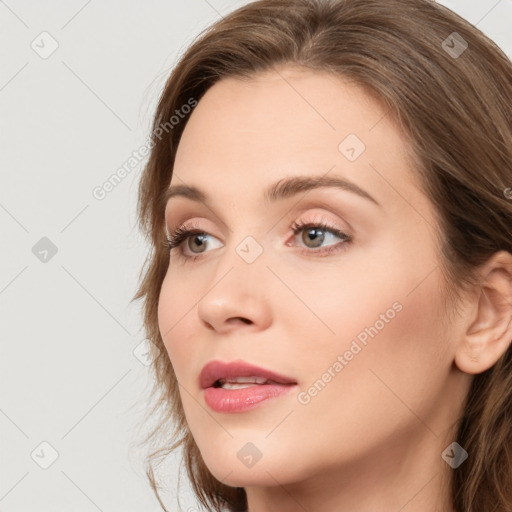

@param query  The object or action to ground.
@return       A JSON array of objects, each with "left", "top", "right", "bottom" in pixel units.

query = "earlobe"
[{"left": 454, "top": 251, "right": 512, "bottom": 375}]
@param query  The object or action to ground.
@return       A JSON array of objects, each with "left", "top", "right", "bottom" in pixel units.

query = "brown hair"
[{"left": 133, "top": 0, "right": 512, "bottom": 510}]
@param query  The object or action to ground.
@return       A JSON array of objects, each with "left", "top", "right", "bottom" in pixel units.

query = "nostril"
[{"left": 228, "top": 317, "right": 252, "bottom": 325}]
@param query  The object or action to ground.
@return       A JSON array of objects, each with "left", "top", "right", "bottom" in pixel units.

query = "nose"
[{"left": 196, "top": 244, "right": 273, "bottom": 334}]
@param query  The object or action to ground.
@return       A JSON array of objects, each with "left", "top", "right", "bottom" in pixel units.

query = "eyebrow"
[{"left": 163, "top": 175, "right": 381, "bottom": 210}]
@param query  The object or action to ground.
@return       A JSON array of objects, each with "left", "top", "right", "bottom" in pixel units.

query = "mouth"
[
  {"left": 199, "top": 360, "right": 298, "bottom": 413},
  {"left": 199, "top": 359, "right": 297, "bottom": 389},
  {"left": 212, "top": 376, "right": 285, "bottom": 389}
]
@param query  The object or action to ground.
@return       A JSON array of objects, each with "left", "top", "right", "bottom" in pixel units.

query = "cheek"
[
  {"left": 261, "top": 286, "right": 446, "bottom": 487},
  {"left": 288, "top": 249, "right": 449, "bottom": 444},
  {"left": 270, "top": 246, "right": 417, "bottom": 368},
  {"left": 288, "top": 225, "right": 447, "bottom": 389},
  {"left": 158, "top": 272, "right": 195, "bottom": 379},
  {"left": 157, "top": 264, "right": 224, "bottom": 397}
]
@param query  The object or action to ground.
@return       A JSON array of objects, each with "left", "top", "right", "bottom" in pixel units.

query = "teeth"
[
  {"left": 221, "top": 376, "right": 269, "bottom": 384},
  {"left": 221, "top": 382, "right": 261, "bottom": 390},
  {"left": 218, "top": 376, "right": 270, "bottom": 389}
]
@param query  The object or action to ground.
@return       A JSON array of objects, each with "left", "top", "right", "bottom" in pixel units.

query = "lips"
[
  {"left": 199, "top": 360, "right": 298, "bottom": 413},
  {"left": 199, "top": 360, "right": 297, "bottom": 389}
]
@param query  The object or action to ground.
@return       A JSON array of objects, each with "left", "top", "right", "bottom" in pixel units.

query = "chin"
[
  {"left": 199, "top": 442, "right": 305, "bottom": 488},
  {"left": 207, "top": 463, "right": 288, "bottom": 488}
]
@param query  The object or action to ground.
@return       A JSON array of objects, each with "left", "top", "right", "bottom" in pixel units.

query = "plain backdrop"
[{"left": 1, "top": 1, "right": 511, "bottom": 511}]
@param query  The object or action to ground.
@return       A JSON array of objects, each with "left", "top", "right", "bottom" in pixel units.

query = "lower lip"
[{"left": 203, "top": 384, "right": 296, "bottom": 413}]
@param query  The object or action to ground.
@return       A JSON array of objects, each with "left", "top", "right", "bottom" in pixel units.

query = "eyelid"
[
  {"left": 285, "top": 205, "right": 355, "bottom": 232},
  {"left": 166, "top": 219, "right": 214, "bottom": 238},
  {"left": 165, "top": 212, "right": 347, "bottom": 243}
]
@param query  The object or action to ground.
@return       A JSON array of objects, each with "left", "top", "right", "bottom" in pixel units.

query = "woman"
[{"left": 134, "top": 0, "right": 512, "bottom": 510}]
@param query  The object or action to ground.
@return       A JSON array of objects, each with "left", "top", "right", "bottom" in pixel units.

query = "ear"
[{"left": 454, "top": 250, "right": 512, "bottom": 375}]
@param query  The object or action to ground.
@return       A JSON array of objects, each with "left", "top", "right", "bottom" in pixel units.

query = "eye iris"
[
  {"left": 189, "top": 233, "right": 208, "bottom": 253},
  {"left": 303, "top": 227, "right": 325, "bottom": 248}
]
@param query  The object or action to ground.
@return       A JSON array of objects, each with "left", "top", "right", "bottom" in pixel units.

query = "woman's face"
[{"left": 158, "top": 65, "right": 471, "bottom": 502}]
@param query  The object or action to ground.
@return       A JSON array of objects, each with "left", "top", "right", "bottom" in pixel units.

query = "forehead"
[
  {"left": 171, "top": 65, "right": 424, "bottom": 216},
  {"left": 176, "top": 67, "right": 389, "bottom": 163}
]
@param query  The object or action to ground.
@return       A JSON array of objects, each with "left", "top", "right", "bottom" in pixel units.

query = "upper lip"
[{"left": 199, "top": 360, "right": 297, "bottom": 389}]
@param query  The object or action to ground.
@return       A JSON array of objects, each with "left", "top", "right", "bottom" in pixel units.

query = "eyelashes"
[
  {"left": 164, "top": 218, "right": 353, "bottom": 262},
  {"left": 166, "top": 222, "right": 204, "bottom": 250}
]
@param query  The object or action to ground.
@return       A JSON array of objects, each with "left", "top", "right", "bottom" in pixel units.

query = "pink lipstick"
[{"left": 199, "top": 360, "right": 297, "bottom": 413}]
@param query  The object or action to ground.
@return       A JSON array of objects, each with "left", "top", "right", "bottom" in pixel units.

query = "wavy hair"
[{"left": 133, "top": 0, "right": 512, "bottom": 510}]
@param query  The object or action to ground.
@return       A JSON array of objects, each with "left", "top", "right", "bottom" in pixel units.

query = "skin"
[{"left": 157, "top": 64, "right": 512, "bottom": 512}]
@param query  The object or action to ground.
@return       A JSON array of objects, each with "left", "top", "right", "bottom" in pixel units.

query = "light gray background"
[{"left": 1, "top": 1, "right": 511, "bottom": 511}]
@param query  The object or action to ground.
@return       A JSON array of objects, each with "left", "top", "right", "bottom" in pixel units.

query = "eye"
[
  {"left": 164, "top": 217, "right": 353, "bottom": 262},
  {"left": 289, "top": 219, "right": 352, "bottom": 256},
  {"left": 165, "top": 220, "right": 222, "bottom": 261}
]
